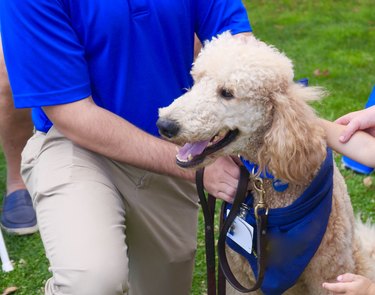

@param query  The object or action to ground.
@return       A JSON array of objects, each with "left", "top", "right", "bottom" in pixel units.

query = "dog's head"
[{"left": 157, "top": 32, "right": 327, "bottom": 184}]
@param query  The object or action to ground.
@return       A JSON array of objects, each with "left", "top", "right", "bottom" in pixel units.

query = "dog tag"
[{"left": 226, "top": 215, "right": 254, "bottom": 254}]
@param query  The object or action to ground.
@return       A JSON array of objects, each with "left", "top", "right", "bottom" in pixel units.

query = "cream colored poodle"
[{"left": 157, "top": 32, "right": 375, "bottom": 294}]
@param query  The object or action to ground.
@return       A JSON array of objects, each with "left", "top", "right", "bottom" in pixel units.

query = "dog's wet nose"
[{"left": 156, "top": 118, "right": 180, "bottom": 138}]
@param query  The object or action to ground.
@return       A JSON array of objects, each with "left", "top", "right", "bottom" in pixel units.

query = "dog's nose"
[{"left": 156, "top": 118, "right": 180, "bottom": 138}]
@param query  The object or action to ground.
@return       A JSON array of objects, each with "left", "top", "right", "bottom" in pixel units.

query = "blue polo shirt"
[{"left": 0, "top": 0, "right": 251, "bottom": 135}]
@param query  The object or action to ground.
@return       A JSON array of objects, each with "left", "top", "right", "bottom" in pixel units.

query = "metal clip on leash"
[{"left": 252, "top": 175, "right": 269, "bottom": 220}]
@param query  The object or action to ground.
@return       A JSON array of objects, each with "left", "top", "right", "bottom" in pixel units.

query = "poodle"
[{"left": 157, "top": 32, "right": 375, "bottom": 294}]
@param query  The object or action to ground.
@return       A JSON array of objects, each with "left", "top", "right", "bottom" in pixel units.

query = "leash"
[
  {"left": 196, "top": 165, "right": 269, "bottom": 294},
  {"left": 196, "top": 169, "right": 218, "bottom": 295}
]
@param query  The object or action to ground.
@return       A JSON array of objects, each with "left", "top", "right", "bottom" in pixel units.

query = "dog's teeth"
[
  {"left": 212, "top": 135, "right": 221, "bottom": 143},
  {"left": 219, "top": 130, "right": 227, "bottom": 137},
  {"left": 176, "top": 155, "right": 188, "bottom": 162},
  {"left": 209, "top": 136, "right": 219, "bottom": 145},
  {"left": 188, "top": 154, "right": 193, "bottom": 161}
]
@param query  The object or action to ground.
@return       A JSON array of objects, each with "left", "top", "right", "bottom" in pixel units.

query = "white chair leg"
[{"left": 0, "top": 229, "right": 13, "bottom": 272}]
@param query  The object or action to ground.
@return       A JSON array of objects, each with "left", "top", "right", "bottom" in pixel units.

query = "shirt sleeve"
[
  {"left": 0, "top": 0, "right": 91, "bottom": 108},
  {"left": 194, "top": 0, "right": 252, "bottom": 42}
]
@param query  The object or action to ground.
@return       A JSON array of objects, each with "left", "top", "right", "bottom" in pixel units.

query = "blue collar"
[
  {"left": 226, "top": 149, "right": 334, "bottom": 294},
  {"left": 240, "top": 157, "right": 289, "bottom": 192}
]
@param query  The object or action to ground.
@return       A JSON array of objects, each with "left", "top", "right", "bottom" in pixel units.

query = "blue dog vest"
[{"left": 226, "top": 149, "right": 334, "bottom": 295}]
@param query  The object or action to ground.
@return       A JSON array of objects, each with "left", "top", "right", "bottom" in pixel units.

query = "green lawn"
[{"left": 1, "top": 1, "right": 374, "bottom": 294}]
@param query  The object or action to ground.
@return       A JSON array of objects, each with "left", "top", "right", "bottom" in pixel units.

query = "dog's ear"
[{"left": 257, "top": 83, "right": 327, "bottom": 184}]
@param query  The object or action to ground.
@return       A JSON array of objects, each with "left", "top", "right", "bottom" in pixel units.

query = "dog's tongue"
[{"left": 177, "top": 140, "right": 210, "bottom": 161}]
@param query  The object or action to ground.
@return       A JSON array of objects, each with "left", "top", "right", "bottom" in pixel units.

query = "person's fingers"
[
  {"left": 322, "top": 282, "right": 347, "bottom": 293},
  {"left": 211, "top": 175, "right": 239, "bottom": 203},
  {"left": 335, "top": 109, "right": 362, "bottom": 125},
  {"left": 335, "top": 110, "right": 360, "bottom": 124},
  {"left": 337, "top": 273, "right": 357, "bottom": 282},
  {"left": 203, "top": 156, "right": 240, "bottom": 201},
  {"left": 215, "top": 156, "right": 240, "bottom": 177},
  {"left": 335, "top": 115, "right": 351, "bottom": 125},
  {"left": 339, "top": 120, "right": 361, "bottom": 143},
  {"left": 216, "top": 189, "right": 235, "bottom": 203}
]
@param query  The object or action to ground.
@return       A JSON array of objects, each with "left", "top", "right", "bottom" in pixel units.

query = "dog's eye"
[{"left": 219, "top": 88, "right": 235, "bottom": 100}]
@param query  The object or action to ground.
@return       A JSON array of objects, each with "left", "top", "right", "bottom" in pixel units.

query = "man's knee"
[{"left": 47, "top": 261, "right": 129, "bottom": 295}]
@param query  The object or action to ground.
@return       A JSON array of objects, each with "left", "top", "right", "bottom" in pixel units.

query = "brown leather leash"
[
  {"left": 196, "top": 168, "right": 218, "bottom": 294},
  {"left": 196, "top": 165, "right": 269, "bottom": 295}
]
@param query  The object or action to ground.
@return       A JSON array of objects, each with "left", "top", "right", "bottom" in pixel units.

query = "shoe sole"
[{"left": 0, "top": 224, "right": 38, "bottom": 235}]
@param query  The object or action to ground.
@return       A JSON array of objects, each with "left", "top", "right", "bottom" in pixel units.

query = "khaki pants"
[{"left": 21, "top": 127, "right": 199, "bottom": 295}]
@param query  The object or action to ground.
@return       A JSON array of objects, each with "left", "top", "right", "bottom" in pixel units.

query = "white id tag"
[{"left": 226, "top": 211, "right": 254, "bottom": 254}]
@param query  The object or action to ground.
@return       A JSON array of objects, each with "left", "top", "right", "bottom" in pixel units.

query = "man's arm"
[
  {"left": 44, "top": 97, "right": 192, "bottom": 179},
  {"left": 44, "top": 97, "right": 240, "bottom": 202}
]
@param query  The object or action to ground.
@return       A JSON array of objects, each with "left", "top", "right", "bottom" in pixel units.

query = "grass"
[{"left": 1, "top": 1, "right": 374, "bottom": 294}]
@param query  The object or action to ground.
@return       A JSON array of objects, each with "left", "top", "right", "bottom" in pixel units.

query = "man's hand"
[{"left": 203, "top": 156, "right": 241, "bottom": 203}]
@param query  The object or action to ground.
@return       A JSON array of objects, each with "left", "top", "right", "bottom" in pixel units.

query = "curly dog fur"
[{"left": 158, "top": 32, "right": 375, "bottom": 294}]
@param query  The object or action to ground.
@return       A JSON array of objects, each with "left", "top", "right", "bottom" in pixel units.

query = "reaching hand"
[
  {"left": 322, "top": 273, "right": 375, "bottom": 295},
  {"left": 335, "top": 105, "right": 375, "bottom": 143},
  {"left": 203, "top": 156, "right": 241, "bottom": 203}
]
